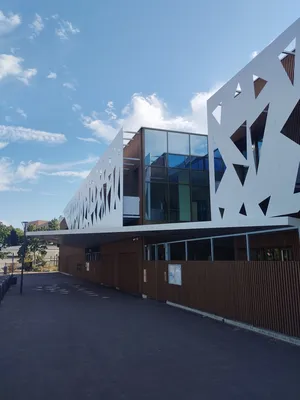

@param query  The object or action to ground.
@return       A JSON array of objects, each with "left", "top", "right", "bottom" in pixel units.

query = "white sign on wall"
[{"left": 168, "top": 264, "right": 182, "bottom": 286}]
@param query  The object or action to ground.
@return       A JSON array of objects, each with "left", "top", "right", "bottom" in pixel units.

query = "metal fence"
[{"left": 0, "top": 257, "right": 59, "bottom": 274}]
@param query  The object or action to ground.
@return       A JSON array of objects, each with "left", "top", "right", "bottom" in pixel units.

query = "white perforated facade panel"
[
  {"left": 64, "top": 129, "right": 124, "bottom": 229},
  {"left": 207, "top": 18, "right": 300, "bottom": 222}
]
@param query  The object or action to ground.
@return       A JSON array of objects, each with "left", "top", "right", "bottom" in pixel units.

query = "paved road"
[{"left": 1, "top": 273, "right": 300, "bottom": 400}]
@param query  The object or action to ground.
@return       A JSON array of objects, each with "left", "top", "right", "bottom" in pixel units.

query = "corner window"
[
  {"left": 190, "top": 135, "right": 208, "bottom": 156},
  {"left": 144, "top": 129, "right": 167, "bottom": 166},
  {"left": 168, "top": 131, "right": 189, "bottom": 155}
]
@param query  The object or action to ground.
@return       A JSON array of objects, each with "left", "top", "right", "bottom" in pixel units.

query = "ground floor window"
[
  {"left": 85, "top": 252, "right": 101, "bottom": 262},
  {"left": 254, "top": 247, "right": 293, "bottom": 261}
]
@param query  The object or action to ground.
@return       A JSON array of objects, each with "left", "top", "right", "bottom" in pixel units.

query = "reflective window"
[
  {"left": 144, "top": 129, "right": 167, "bottom": 166},
  {"left": 168, "top": 169, "right": 189, "bottom": 184},
  {"left": 145, "top": 182, "right": 168, "bottom": 221},
  {"left": 145, "top": 166, "right": 167, "bottom": 182},
  {"left": 168, "top": 131, "right": 189, "bottom": 155},
  {"left": 168, "top": 154, "right": 190, "bottom": 168},
  {"left": 143, "top": 129, "right": 212, "bottom": 224},
  {"left": 190, "top": 170, "right": 209, "bottom": 186},
  {"left": 169, "top": 184, "right": 191, "bottom": 222},
  {"left": 191, "top": 186, "right": 210, "bottom": 221},
  {"left": 190, "top": 135, "right": 208, "bottom": 156},
  {"left": 190, "top": 156, "right": 209, "bottom": 170}
]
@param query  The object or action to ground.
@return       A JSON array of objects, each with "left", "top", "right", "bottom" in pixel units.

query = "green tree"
[
  {"left": 48, "top": 218, "right": 60, "bottom": 230},
  {"left": 28, "top": 238, "right": 47, "bottom": 268},
  {"left": 18, "top": 237, "right": 47, "bottom": 269},
  {"left": 9, "top": 229, "right": 18, "bottom": 246},
  {"left": 15, "top": 228, "right": 24, "bottom": 245},
  {"left": 0, "top": 223, "right": 11, "bottom": 258}
]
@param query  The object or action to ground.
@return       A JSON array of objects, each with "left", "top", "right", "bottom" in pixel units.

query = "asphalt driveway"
[{"left": 0, "top": 273, "right": 299, "bottom": 400}]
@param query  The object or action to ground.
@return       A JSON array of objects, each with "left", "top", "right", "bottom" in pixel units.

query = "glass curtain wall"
[{"left": 144, "top": 128, "right": 210, "bottom": 223}]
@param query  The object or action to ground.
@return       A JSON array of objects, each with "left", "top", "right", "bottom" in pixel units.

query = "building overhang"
[{"left": 27, "top": 217, "right": 300, "bottom": 248}]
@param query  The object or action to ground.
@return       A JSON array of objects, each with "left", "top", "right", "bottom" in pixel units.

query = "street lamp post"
[{"left": 20, "top": 221, "right": 29, "bottom": 295}]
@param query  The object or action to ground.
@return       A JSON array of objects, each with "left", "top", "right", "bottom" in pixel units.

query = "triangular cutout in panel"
[
  {"left": 253, "top": 75, "right": 267, "bottom": 98},
  {"left": 113, "top": 167, "right": 116, "bottom": 188},
  {"left": 117, "top": 172, "right": 121, "bottom": 200},
  {"left": 250, "top": 104, "right": 269, "bottom": 172},
  {"left": 279, "top": 38, "right": 296, "bottom": 84},
  {"left": 294, "top": 162, "right": 300, "bottom": 193},
  {"left": 108, "top": 188, "right": 111, "bottom": 212},
  {"left": 114, "top": 200, "right": 117, "bottom": 210},
  {"left": 281, "top": 100, "right": 300, "bottom": 145},
  {"left": 239, "top": 203, "right": 247, "bottom": 216},
  {"left": 230, "top": 121, "right": 247, "bottom": 159},
  {"left": 219, "top": 207, "right": 225, "bottom": 218},
  {"left": 95, "top": 202, "right": 98, "bottom": 220},
  {"left": 259, "top": 196, "right": 271, "bottom": 216},
  {"left": 234, "top": 82, "right": 241, "bottom": 97},
  {"left": 212, "top": 104, "right": 222, "bottom": 124},
  {"left": 91, "top": 212, "right": 94, "bottom": 225},
  {"left": 233, "top": 164, "right": 249, "bottom": 185}
]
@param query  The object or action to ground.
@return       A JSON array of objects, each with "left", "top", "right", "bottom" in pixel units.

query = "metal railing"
[{"left": 0, "top": 274, "right": 17, "bottom": 304}]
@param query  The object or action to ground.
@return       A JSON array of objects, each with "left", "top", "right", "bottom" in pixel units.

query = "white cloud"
[
  {"left": 77, "top": 137, "right": 100, "bottom": 143},
  {"left": 0, "top": 125, "right": 66, "bottom": 144},
  {"left": 18, "top": 68, "right": 37, "bottom": 85},
  {"left": 81, "top": 85, "right": 222, "bottom": 143},
  {"left": 63, "top": 82, "right": 76, "bottom": 91},
  {"left": 0, "top": 10, "right": 21, "bottom": 36},
  {"left": 29, "top": 13, "right": 44, "bottom": 39},
  {"left": 105, "top": 100, "right": 117, "bottom": 120},
  {"left": 5, "top": 116, "right": 12, "bottom": 123},
  {"left": 251, "top": 50, "right": 258, "bottom": 59},
  {"left": 0, "top": 142, "right": 8, "bottom": 149},
  {"left": 55, "top": 19, "right": 80, "bottom": 40},
  {"left": 43, "top": 170, "right": 90, "bottom": 178},
  {"left": 10, "top": 47, "right": 20, "bottom": 55},
  {"left": 47, "top": 71, "right": 57, "bottom": 79},
  {"left": 0, "top": 155, "right": 97, "bottom": 192},
  {"left": 16, "top": 108, "right": 27, "bottom": 119},
  {"left": 0, "top": 157, "right": 30, "bottom": 192},
  {"left": 72, "top": 103, "right": 81, "bottom": 112},
  {"left": 0, "top": 54, "right": 37, "bottom": 85}
]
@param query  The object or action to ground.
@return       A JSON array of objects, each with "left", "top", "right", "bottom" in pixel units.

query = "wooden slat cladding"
[
  {"left": 143, "top": 260, "right": 300, "bottom": 338},
  {"left": 59, "top": 239, "right": 143, "bottom": 294}
]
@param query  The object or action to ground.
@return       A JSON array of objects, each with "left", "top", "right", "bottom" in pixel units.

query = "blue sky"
[{"left": 0, "top": 0, "right": 299, "bottom": 227}]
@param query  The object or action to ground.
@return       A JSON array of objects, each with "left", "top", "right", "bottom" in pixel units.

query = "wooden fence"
[{"left": 143, "top": 260, "right": 300, "bottom": 338}]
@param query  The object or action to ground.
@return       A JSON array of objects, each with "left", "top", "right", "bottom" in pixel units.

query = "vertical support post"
[
  {"left": 246, "top": 234, "right": 250, "bottom": 261},
  {"left": 210, "top": 238, "right": 214, "bottom": 261},
  {"left": 12, "top": 253, "right": 14, "bottom": 275},
  {"left": 165, "top": 243, "right": 169, "bottom": 261},
  {"left": 185, "top": 241, "right": 188, "bottom": 261},
  {"left": 154, "top": 245, "right": 158, "bottom": 261}
]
